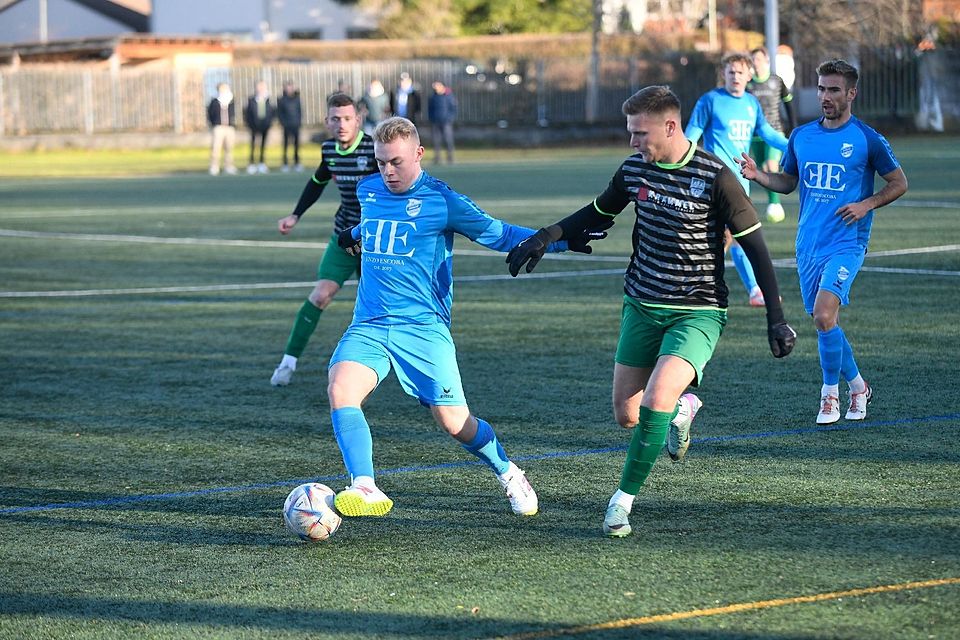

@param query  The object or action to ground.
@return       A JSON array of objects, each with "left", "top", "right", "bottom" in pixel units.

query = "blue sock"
[
  {"left": 331, "top": 407, "right": 375, "bottom": 480},
  {"left": 461, "top": 418, "right": 510, "bottom": 475},
  {"left": 838, "top": 327, "right": 860, "bottom": 382},
  {"left": 730, "top": 244, "right": 758, "bottom": 294},
  {"left": 817, "top": 326, "right": 844, "bottom": 386}
]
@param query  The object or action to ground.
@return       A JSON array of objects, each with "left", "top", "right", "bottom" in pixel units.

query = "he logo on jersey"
[
  {"left": 840, "top": 143, "right": 854, "bottom": 159},
  {"left": 405, "top": 198, "right": 422, "bottom": 217},
  {"left": 689, "top": 177, "right": 706, "bottom": 198},
  {"left": 365, "top": 192, "right": 377, "bottom": 202},
  {"left": 362, "top": 219, "right": 417, "bottom": 257},
  {"left": 637, "top": 187, "right": 649, "bottom": 202},
  {"left": 803, "top": 162, "right": 846, "bottom": 191},
  {"left": 357, "top": 156, "right": 369, "bottom": 170},
  {"left": 728, "top": 119, "right": 753, "bottom": 141}
]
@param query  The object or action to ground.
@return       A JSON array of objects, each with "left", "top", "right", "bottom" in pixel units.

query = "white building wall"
[
  {"left": 0, "top": 0, "right": 134, "bottom": 44},
  {"left": 151, "top": 0, "right": 377, "bottom": 41}
]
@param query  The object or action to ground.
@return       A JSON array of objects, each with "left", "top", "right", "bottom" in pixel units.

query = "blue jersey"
[
  {"left": 685, "top": 88, "right": 788, "bottom": 193},
  {"left": 351, "top": 171, "right": 556, "bottom": 327},
  {"left": 782, "top": 116, "right": 900, "bottom": 258}
]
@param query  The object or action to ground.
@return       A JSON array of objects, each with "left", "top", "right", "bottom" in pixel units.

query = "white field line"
[
  {"left": 1, "top": 230, "right": 958, "bottom": 298},
  {"left": 0, "top": 270, "right": 627, "bottom": 298}
]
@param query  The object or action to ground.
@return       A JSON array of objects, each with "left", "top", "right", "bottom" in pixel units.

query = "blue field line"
[{"left": 2, "top": 412, "right": 958, "bottom": 516}]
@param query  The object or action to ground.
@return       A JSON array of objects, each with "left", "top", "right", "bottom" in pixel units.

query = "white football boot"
[
  {"left": 845, "top": 383, "right": 873, "bottom": 420},
  {"left": 499, "top": 462, "right": 538, "bottom": 516},
  {"left": 667, "top": 393, "right": 702, "bottom": 462},
  {"left": 817, "top": 394, "right": 841, "bottom": 424},
  {"left": 270, "top": 363, "right": 295, "bottom": 386}
]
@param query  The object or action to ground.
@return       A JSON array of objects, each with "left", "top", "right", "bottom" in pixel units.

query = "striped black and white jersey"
[
  {"left": 313, "top": 132, "right": 378, "bottom": 234},
  {"left": 594, "top": 142, "right": 759, "bottom": 309}
]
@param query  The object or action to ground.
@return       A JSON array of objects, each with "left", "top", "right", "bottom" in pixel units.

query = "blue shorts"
[
  {"left": 796, "top": 248, "right": 866, "bottom": 314},
  {"left": 329, "top": 322, "right": 466, "bottom": 407}
]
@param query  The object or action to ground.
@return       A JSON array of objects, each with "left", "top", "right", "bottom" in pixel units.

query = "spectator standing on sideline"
[
  {"left": 278, "top": 81, "right": 303, "bottom": 173},
  {"left": 270, "top": 93, "right": 379, "bottom": 387},
  {"left": 390, "top": 72, "right": 421, "bottom": 124},
  {"left": 738, "top": 58, "right": 907, "bottom": 425},
  {"left": 359, "top": 79, "right": 389, "bottom": 135},
  {"left": 245, "top": 80, "right": 276, "bottom": 174},
  {"left": 207, "top": 82, "right": 237, "bottom": 176},
  {"left": 686, "top": 52, "right": 788, "bottom": 307},
  {"left": 427, "top": 80, "right": 457, "bottom": 165},
  {"left": 747, "top": 46, "right": 797, "bottom": 223},
  {"left": 506, "top": 86, "right": 796, "bottom": 538}
]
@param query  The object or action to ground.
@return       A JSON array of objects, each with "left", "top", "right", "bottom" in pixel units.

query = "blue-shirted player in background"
[
  {"left": 326, "top": 116, "right": 606, "bottom": 518},
  {"left": 739, "top": 58, "right": 908, "bottom": 424},
  {"left": 686, "top": 52, "right": 789, "bottom": 307}
]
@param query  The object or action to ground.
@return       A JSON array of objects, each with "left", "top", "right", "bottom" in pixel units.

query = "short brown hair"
[
  {"left": 621, "top": 86, "right": 681, "bottom": 117},
  {"left": 373, "top": 116, "right": 420, "bottom": 145},
  {"left": 721, "top": 52, "right": 753, "bottom": 70},
  {"left": 816, "top": 58, "right": 859, "bottom": 90},
  {"left": 327, "top": 92, "right": 356, "bottom": 110}
]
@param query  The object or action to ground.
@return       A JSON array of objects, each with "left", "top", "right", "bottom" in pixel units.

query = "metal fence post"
[{"left": 83, "top": 69, "right": 94, "bottom": 134}]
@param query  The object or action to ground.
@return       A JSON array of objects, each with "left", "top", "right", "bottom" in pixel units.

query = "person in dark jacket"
[
  {"left": 427, "top": 80, "right": 457, "bottom": 165},
  {"left": 207, "top": 82, "right": 237, "bottom": 175},
  {"left": 389, "top": 72, "right": 421, "bottom": 124},
  {"left": 278, "top": 81, "right": 303, "bottom": 172},
  {"left": 244, "top": 80, "right": 276, "bottom": 173}
]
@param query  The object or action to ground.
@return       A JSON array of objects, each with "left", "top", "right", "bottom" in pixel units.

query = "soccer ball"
[{"left": 282, "top": 483, "right": 342, "bottom": 542}]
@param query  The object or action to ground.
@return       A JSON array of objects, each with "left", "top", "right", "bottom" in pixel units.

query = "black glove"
[
  {"left": 768, "top": 321, "right": 797, "bottom": 358},
  {"left": 506, "top": 226, "right": 562, "bottom": 277},
  {"left": 567, "top": 219, "right": 614, "bottom": 254},
  {"left": 337, "top": 226, "right": 361, "bottom": 256}
]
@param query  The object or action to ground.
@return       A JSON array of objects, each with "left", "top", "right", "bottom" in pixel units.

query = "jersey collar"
[
  {"left": 656, "top": 139, "right": 697, "bottom": 170},
  {"left": 336, "top": 131, "right": 364, "bottom": 155}
]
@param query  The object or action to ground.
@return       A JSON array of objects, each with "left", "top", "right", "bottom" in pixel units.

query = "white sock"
[
  {"left": 847, "top": 375, "right": 866, "bottom": 394},
  {"left": 280, "top": 354, "right": 298, "bottom": 369},
  {"left": 609, "top": 490, "right": 635, "bottom": 511},
  {"left": 821, "top": 384, "right": 839, "bottom": 398},
  {"left": 352, "top": 475, "right": 376, "bottom": 489}
]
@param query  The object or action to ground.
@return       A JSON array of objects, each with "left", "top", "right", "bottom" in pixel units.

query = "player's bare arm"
[
  {"left": 738, "top": 152, "right": 798, "bottom": 194},
  {"left": 836, "top": 166, "right": 908, "bottom": 225}
]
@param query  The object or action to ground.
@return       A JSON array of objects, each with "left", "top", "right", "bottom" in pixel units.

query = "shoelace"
[{"left": 820, "top": 396, "right": 839, "bottom": 414}]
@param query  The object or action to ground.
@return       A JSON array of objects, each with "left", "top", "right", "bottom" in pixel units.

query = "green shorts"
[
  {"left": 615, "top": 296, "right": 727, "bottom": 386},
  {"left": 750, "top": 139, "right": 783, "bottom": 166},
  {"left": 317, "top": 232, "right": 361, "bottom": 285}
]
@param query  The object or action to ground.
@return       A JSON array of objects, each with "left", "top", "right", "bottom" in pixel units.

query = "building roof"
[{"left": 0, "top": 0, "right": 150, "bottom": 33}]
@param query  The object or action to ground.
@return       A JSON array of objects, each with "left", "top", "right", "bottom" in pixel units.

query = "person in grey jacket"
[{"left": 278, "top": 81, "right": 303, "bottom": 172}]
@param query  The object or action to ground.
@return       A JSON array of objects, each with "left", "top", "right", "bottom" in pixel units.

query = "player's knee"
[
  {"left": 812, "top": 309, "right": 837, "bottom": 332},
  {"left": 309, "top": 284, "right": 340, "bottom": 309},
  {"left": 614, "top": 408, "right": 638, "bottom": 429}
]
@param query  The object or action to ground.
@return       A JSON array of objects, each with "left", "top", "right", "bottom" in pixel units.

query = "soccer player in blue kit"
[
  {"left": 739, "top": 59, "right": 907, "bottom": 424},
  {"left": 686, "top": 52, "right": 789, "bottom": 307},
  {"left": 326, "top": 116, "right": 605, "bottom": 518}
]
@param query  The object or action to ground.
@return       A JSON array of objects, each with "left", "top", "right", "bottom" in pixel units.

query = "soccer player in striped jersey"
[
  {"left": 326, "top": 117, "right": 605, "bottom": 518},
  {"left": 507, "top": 85, "right": 797, "bottom": 537},
  {"left": 747, "top": 46, "right": 797, "bottom": 224},
  {"left": 738, "top": 59, "right": 907, "bottom": 425},
  {"left": 686, "top": 52, "right": 789, "bottom": 307},
  {"left": 270, "top": 93, "right": 378, "bottom": 387}
]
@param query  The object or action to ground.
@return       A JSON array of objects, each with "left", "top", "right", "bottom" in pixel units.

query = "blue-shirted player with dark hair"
[
  {"left": 686, "top": 52, "right": 789, "bottom": 307},
  {"left": 326, "top": 116, "right": 606, "bottom": 518},
  {"left": 739, "top": 58, "right": 908, "bottom": 424}
]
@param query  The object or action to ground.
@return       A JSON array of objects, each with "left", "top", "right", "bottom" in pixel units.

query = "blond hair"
[{"left": 373, "top": 116, "right": 420, "bottom": 145}]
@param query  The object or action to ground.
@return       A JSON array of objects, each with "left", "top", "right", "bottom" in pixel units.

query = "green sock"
[
  {"left": 618, "top": 405, "right": 677, "bottom": 495},
  {"left": 283, "top": 300, "right": 322, "bottom": 358},
  {"left": 769, "top": 190, "right": 781, "bottom": 205}
]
